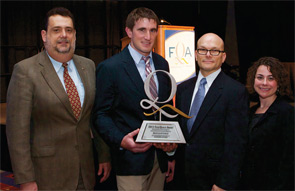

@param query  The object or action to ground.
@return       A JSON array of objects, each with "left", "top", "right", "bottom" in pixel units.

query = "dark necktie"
[
  {"left": 187, "top": 78, "right": 207, "bottom": 133},
  {"left": 62, "top": 63, "right": 81, "bottom": 120},
  {"left": 143, "top": 56, "right": 158, "bottom": 100}
]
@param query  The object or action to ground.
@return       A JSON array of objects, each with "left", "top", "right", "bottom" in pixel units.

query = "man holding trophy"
[{"left": 93, "top": 7, "right": 177, "bottom": 191}]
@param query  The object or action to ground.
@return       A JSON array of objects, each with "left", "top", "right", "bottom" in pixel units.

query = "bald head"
[
  {"left": 195, "top": 33, "right": 226, "bottom": 77},
  {"left": 197, "top": 33, "right": 225, "bottom": 50}
]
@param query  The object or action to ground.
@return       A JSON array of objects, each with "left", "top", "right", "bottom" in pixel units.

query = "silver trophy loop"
[{"left": 136, "top": 70, "right": 187, "bottom": 143}]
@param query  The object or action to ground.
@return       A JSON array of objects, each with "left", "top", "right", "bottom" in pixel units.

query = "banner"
[{"left": 164, "top": 30, "right": 195, "bottom": 84}]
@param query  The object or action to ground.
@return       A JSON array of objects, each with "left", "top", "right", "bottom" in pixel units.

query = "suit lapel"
[
  {"left": 73, "top": 55, "right": 88, "bottom": 119},
  {"left": 39, "top": 51, "right": 76, "bottom": 119},
  {"left": 121, "top": 47, "right": 146, "bottom": 97},
  {"left": 189, "top": 72, "right": 224, "bottom": 138},
  {"left": 181, "top": 77, "right": 197, "bottom": 138},
  {"left": 250, "top": 98, "right": 279, "bottom": 131}
]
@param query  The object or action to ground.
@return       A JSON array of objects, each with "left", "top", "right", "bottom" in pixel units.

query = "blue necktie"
[{"left": 187, "top": 78, "right": 207, "bottom": 133}]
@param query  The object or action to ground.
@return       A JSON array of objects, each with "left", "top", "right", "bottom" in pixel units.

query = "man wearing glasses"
[{"left": 175, "top": 33, "right": 249, "bottom": 191}]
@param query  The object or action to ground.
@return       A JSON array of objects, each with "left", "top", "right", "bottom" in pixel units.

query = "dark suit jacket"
[
  {"left": 93, "top": 46, "right": 171, "bottom": 175},
  {"left": 240, "top": 97, "right": 294, "bottom": 190},
  {"left": 6, "top": 51, "right": 110, "bottom": 190},
  {"left": 175, "top": 71, "right": 249, "bottom": 190}
]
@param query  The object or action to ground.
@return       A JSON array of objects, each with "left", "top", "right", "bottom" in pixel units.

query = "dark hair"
[
  {"left": 125, "top": 7, "right": 159, "bottom": 30},
  {"left": 44, "top": 7, "right": 75, "bottom": 31},
  {"left": 246, "top": 57, "right": 291, "bottom": 98}
]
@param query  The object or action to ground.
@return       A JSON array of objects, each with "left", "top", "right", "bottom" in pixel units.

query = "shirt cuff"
[{"left": 166, "top": 149, "right": 176, "bottom": 156}]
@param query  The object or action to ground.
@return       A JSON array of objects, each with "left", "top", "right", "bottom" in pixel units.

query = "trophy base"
[{"left": 135, "top": 120, "right": 186, "bottom": 143}]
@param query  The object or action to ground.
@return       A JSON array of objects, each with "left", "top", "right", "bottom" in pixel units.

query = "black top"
[
  {"left": 249, "top": 113, "right": 263, "bottom": 130},
  {"left": 240, "top": 97, "right": 294, "bottom": 190}
]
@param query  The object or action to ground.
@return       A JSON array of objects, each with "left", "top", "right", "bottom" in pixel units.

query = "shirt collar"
[
  {"left": 46, "top": 51, "right": 74, "bottom": 73},
  {"left": 197, "top": 68, "right": 221, "bottom": 88},
  {"left": 128, "top": 44, "right": 153, "bottom": 65}
]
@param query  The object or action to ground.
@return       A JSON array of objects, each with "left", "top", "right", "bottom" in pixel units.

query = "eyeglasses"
[{"left": 196, "top": 49, "right": 225, "bottom": 56}]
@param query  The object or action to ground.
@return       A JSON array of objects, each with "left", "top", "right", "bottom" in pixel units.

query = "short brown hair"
[
  {"left": 44, "top": 7, "right": 75, "bottom": 31},
  {"left": 125, "top": 7, "right": 159, "bottom": 30},
  {"left": 246, "top": 57, "right": 291, "bottom": 98}
]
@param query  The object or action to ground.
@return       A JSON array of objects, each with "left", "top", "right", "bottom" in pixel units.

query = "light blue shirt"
[
  {"left": 128, "top": 44, "right": 159, "bottom": 91},
  {"left": 190, "top": 69, "right": 221, "bottom": 109},
  {"left": 47, "top": 52, "right": 85, "bottom": 106}
]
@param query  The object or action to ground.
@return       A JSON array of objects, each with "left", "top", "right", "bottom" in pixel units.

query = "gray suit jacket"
[{"left": 6, "top": 51, "right": 106, "bottom": 190}]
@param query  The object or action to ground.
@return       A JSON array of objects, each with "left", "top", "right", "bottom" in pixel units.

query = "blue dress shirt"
[{"left": 47, "top": 52, "right": 85, "bottom": 106}]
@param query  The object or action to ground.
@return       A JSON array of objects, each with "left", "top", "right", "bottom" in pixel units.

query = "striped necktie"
[{"left": 143, "top": 56, "right": 158, "bottom": 100}]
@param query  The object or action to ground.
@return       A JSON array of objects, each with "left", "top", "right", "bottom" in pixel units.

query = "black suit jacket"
[
  {"left": 93, "top": 47, "right": 171, "bottom": 175},
  {"left": 240, "top": 97, "right": 294, "bottom": 190},
  {"left": 175, "top": 71, "right": 249, "bottom": 190}
]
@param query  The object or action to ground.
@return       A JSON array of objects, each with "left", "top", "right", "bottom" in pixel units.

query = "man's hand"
[
  {"left": 20, "top": 181, "right": 38, "bottom": 191},
  {"left": 166, "top": 160, "right": 175, "bottom": 183},
  {"left": 97, "top": 162, "right": 111, "bottom": 183},
  {"left": 121, "top": 129, "right": 152, "bottom": 153},
  {"left": 153, "top": 143, "right": 178, "bottom": 152},
  {"left": 211, "top": 184, "right": 225, "bottom": 191}
]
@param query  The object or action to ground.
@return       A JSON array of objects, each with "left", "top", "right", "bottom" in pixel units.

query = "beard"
[{"left": 55, "top": 39, "right": 75, "bottom": 54}]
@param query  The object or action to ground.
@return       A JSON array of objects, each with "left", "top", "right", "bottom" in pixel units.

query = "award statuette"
[{"left": 136, "top": 70, "right": 191, "bottom": 144}]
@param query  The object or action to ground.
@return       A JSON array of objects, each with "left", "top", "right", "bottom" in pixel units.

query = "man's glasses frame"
[{"left": 196, "top": 49, "right": 225, "bottom": 56}]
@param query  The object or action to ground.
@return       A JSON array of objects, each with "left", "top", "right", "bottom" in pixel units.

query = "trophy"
[{"left": 135, "top": 70, "right": 191, "bottom": 144}]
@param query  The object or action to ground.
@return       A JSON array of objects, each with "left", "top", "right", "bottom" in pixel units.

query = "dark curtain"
[
  {"left": 1, "top": 0, "right": 294, "bottom": 102},
  {"left": 0, "top": 0, "right": 125, "bottom": 102}
]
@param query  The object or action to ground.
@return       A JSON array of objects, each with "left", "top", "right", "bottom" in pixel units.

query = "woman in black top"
[{"left": 240, "top": 57, "right": 294, "bottom": 190}]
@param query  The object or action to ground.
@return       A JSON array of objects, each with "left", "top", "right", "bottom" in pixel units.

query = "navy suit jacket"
[
  {"left": 175, "top": 71, "right": 249, "bottom": 190},
  {"left": 93, "top": 47, "right": 171, "bottom": 175}
]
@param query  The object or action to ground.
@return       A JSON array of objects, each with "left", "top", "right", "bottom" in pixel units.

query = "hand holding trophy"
[{"left": 153, "top": 142, "right": 178, "bottom": 152}]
